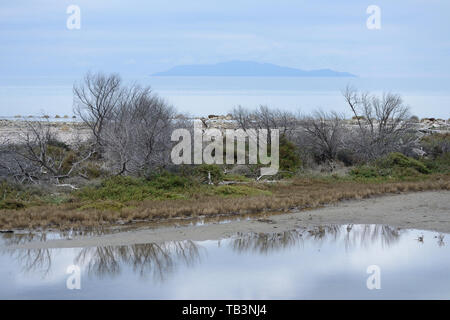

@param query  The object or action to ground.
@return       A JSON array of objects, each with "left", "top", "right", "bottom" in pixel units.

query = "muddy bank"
[{"left": 8, "top": 190, "right": 449, "bottom": 249}]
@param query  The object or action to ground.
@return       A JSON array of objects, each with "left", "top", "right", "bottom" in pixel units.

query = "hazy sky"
[{"left": 1, "top": 0, "right": 450, "bottom": 79}]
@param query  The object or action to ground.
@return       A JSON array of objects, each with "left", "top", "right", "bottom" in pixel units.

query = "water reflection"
[
  {"left": 231, "top": 225, "right": 405, "bottom": 254},
  {"left": 1, "top": 239, "right": 203, "bottom": 282},
  {"left": 0, "top": 224, "right": 447, "bottom": 285},
  {"left": 11, "top": 248, "right": 52, "bottom": 276},
  {"left": 74, "top": 241, "right": 202, "bottom": 281},
  {"left": 436, "top": 234, "right": 445, "bottom": 247},
  {"left": 0, "top": 228, "right": 112, "bottom": 245},
  {"left": 232, "top": 230, "right": 305, "bottom": 254},
  {"left": 342, "top": 224, "right": 402, "bottom": 250}
]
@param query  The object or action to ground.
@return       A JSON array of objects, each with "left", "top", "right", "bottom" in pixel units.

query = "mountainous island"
[{"left": 152, "top": 61, "right": 356, "bottom": 77}]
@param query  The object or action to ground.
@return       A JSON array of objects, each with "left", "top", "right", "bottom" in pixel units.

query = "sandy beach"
[{"left": 10, "top": 190, "right": 450, "bottom": 249}]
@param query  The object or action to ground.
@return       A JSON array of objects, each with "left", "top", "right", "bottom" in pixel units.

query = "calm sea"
[{"left": 0, "top": 76, "right": 449, "bottom": 118}]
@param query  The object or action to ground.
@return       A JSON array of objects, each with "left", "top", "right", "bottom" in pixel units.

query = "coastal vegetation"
[{"left": 0, "top": 72, "right": 449, "bottom": 230}]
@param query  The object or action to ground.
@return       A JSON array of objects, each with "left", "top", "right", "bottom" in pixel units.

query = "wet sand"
[{"left": 8, "top": 190, "right": 450, "bottom": 249}]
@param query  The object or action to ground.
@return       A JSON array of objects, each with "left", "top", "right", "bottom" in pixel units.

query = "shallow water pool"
[{"left": 0, "top": 224, "right": 448, "bottom": 299}]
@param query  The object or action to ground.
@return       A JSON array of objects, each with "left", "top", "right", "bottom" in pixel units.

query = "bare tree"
[
  {"left": 232, "top": 105, "right": 252, "bottom": 131},
  {"left": 342, "top": 85, "right": 415, "bottom": 160},
  {"left": 231, "top": 105, "right": 299, "bottom": 139},
  {"left": 303, "top": 110, "right": 346, "bottom": 163},
  {"left": 101, "top": 85, "right": 178, "bottom": 175},
  {"left": 72, "top": 72, "right": 186, "bottom": 176},
  {"left": 73, "top": 72, "right": 124, "bottom": 147},
  {"left": 2, "top": 120, "right": 93, "bottom": 185}
]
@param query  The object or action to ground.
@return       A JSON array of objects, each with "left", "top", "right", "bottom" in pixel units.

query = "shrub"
[
  {"left": 376, "top": 152, "right": 430, "bottom": 174},
  {"left": 47, "top": 138, "right": 70, "bottom": 151},
  {"left": 350, "top": 152, "right": 431, "bottom": 179},
  {"left": 337, "top": 149, "right": 359, "bottom": 166},
  {"left": 392, "top": 167, "right": 423, "bottom": 178},
  {"left": 422, "top": 152, "right": 450, "bottom": 174},
  {"left": 77, "top": 172, "right": 195, "bottom": 202},
  {"left": 0, "top": 199, "right": 25, "bottom": 210},
  {"left": 194, "top": 164, "right": 224, "bottom": 184},
  {"left": 83, "top": 162, "right": 105, "bottom": 179},
  {"left": 77, "top": 176, "right": 149, "bottom": 202},
  {"left": 279, "top": 136, "right": 302, "bottom": 173},
  {"left": 0, "top": 180, "right": 46, "bottom": 202},
  {"left": 420, "top": 133, "right": 450, "bottom": 157},
  {"left": 349, "top": 166, "right": 380, "bottom": 179},
  {"left": 60, "top": 151, "right": 77, "bottom": 174},
  {"left": 146, "top": 171, "right": 193, "bottom": 189}
]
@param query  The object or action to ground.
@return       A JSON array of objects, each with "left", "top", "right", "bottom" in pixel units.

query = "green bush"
[
  {"left": 349, "top": 166, "right": 379, "bottom": 178},
  {"left": 146, "top": 171, "right": 193, "bottom": 189},
  {"left": 194, "top": 164, "right": 224, "bottom": 184},
  {"left": 101, "top": 175, "right": 144, "bottom": 188},
  {"left": 77, "top": 176, "right": 149, "bottom": 202},
  {"left": 420, "top": 133, "right": 450, "bottom": 157},
  {"left": 0, "top": 199, "right": 25, "bottom": 210},
  {"left": 279, "top": 136, "right": 302, "bottom": 173},
  {"left": 350, "top": 152, "right": 432, "bottom": 179},
  {"left": 376, "top": 152, "right": 430, "bottom": 174},
  {"left": 422, "top": 152, "right": 450, "bottom": 174},
  {"left": 392, "top": 167, "right": 423, "bottom": 178},
  {"left": 77, "top": 172, "right": 195, "bottom": 202},
  {"left": 60, "top": 151, "right": 77, "bottom": 174},
  {"left": 0, "top": 180, "right": 45, "bottom": 202}
]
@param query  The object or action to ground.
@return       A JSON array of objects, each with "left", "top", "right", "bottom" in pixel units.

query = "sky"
[
  {"left": 0, "top": 1, "right": 449, "bottom": 118},
  {"left": 1, "top": 0, "right": 449, "bottom": 79}
]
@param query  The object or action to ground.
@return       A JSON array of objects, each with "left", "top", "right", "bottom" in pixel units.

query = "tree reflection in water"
[
  {"left": 232, "top": 230, "right": 305, "bottom": 254},
  {"left": 74, "top": 241, "right": 203, "bottom": 281},
  {"left": 1, "top": 236, "right": 203, "bottom": 281},
  {"left": 1, "top": 224, "right": 446, "bottom": 281},
  {"left": 1, "top": 233, "right": 52, "bottom": 276},
  {"left": 343, "top": 224, "right": 403, "bottom": 250},
  {"left": 230, "top": 225, "right": 407, "bottom": 254}
]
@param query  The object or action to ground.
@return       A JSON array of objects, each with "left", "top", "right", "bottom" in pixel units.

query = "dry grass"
[{"left": 0, "top": 174, "right": 449, "bottom": 231}]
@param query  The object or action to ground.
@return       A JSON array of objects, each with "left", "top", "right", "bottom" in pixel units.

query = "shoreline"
[
  {"left": 1, "top": 175, "right": 448, "bottom": 230},
  {"left": 9, "top": 190, "right": 450, "bottom": 249}
]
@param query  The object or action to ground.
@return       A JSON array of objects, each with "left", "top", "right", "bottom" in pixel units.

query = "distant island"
[{"left": 152, "top": 61, "right": 356, "bottom": 77}]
